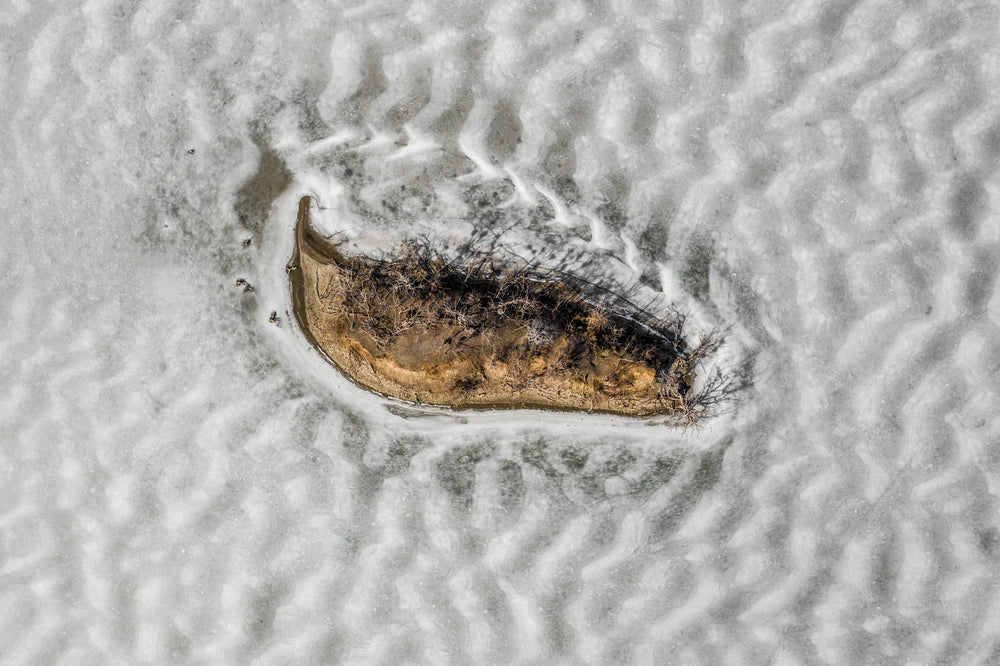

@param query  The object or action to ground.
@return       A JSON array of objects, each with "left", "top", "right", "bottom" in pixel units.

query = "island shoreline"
[{"left": 288, "top": 195, "right": 720, "bottom": 421}]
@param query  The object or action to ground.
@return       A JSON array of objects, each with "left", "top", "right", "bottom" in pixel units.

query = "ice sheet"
[{"left": 2, "top": 0, "right": 1000, "bottom": 662}]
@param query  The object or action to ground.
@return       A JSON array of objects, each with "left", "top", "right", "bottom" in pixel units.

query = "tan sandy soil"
[{"left": 288, "top": 196, "right": 704, "bottom": 418}]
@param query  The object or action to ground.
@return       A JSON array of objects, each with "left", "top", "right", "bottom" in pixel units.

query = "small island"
[{"left": 288, "top": 196, "right": 723, "bottom": 421}]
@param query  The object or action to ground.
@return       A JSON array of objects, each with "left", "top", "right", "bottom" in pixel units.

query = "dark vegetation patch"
[{"left": 314, "top": 234, "right": 736, "bottom": 422}]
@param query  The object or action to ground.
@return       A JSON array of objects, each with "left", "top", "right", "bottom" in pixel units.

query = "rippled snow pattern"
[{"left": 3, "top": 0, "right": 1000, "bottom": 663}]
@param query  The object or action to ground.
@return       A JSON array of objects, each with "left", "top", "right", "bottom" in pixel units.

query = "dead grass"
[{"left": 304, "top": 236, "right": 737, "bottom": 422}]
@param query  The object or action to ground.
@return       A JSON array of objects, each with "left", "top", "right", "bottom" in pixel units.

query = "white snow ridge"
[{"left": 3, "top": 0, "right": 1000, "bottom": 663}]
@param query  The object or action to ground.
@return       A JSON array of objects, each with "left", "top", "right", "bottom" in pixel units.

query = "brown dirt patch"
[{"left": 289, "top": 196, "right": 727, "bottom": 421}]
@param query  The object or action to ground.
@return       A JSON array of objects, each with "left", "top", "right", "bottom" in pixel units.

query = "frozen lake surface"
[{"left": 3, "top": 0, "right": 1000, "bottom": 663}]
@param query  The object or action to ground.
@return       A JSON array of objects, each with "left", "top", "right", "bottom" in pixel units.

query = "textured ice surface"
[{"left": 3, "top": 0, "right": 1000, "bottom": 663}]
